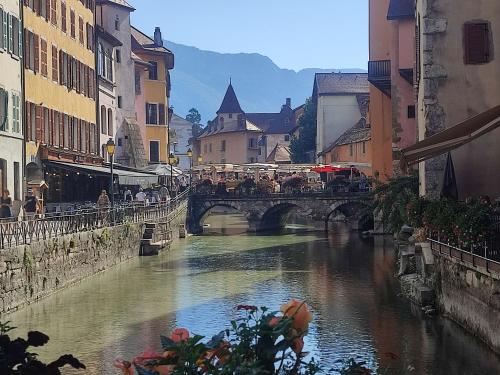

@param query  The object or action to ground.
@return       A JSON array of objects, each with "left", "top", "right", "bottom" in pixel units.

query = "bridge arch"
[
  {"left": 326, "top": 201, "right": 374, "bottom": 231},
  {"left": 197, "top": 203, "right": 249, "bottom": 230},
  {"left": 259, "top": 202, "right": 309, "bottom": 232}
]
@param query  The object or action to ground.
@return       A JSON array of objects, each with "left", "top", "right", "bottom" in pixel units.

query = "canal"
[{"left": 7, "top": 213, "right": 500, "bottom": 374}]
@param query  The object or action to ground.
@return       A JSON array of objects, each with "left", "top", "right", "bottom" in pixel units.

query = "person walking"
[
  {"left": 97, "top": 190, "right": 111, "bottom": 208},
  {"left": 24, "top": 189, "right": 39, "bottom": 220},
  {"left": 135, "top": 188, "right": 146, "bottom": 203},
  {"left": 0, "top": 190, "right": 12, "bottom": 220}
]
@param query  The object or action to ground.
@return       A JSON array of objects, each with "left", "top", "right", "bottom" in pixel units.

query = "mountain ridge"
[{"left": 165, "top": 40, "right": 366, "bottom": 123}]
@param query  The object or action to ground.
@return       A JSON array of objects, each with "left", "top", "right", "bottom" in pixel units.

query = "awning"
[
  {"left": 142, "top": 164, "right": 184, "bottom": 177},
  {"left": 401, "top": 105, "right": 500, "bottom": 166},
  {"left": 312, "top": 165, "right": 359, "bottom": 173},
  {"left": 46, "top": 161, "right": 159, "bottom": 187}
]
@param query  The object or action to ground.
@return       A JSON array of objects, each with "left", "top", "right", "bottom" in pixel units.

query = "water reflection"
[{"left": 6, "top": 215, "right": 500, "bottom": 374}]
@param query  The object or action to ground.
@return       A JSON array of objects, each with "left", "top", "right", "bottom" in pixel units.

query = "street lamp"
[
  {"left": 106, "top": 138, "right": 116, "bottom": 220},
  {"left": 168, "top": 152, "right": 176, "bottom": 193},
  {"left": 187, "top": 148, "right": 193, "bottom": 188}
]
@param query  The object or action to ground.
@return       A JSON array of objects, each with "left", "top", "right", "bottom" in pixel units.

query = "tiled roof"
[
  {"left": 387, "top": 0, "right": 415, "bottom": 20},
  {"left": 314, "top": 73, "right": 369, "bottom": 96},
  {"left": 96, "top": 0, "right": 135, "bottom": 11},
  {"left": 217, "top": 83, "right": 244, "bottom": 114},
  {"left": 321, "top": 126, "right": 371, "bottom": 154},
  {"left": 266, "top": 144, "right": 292, "bottom": 164},
  {"left": 131, "top": 26, "right": 172, "bottom": 54},
  {"left": 199, "top": 119, "right": 262, "bottom": 138},
  {"left": 247, "top": 111, "right": 295, "bottom": 135}
]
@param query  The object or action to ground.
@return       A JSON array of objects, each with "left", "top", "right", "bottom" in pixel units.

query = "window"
[
  {"left": 33, "top": 33, "right": 39, "bottom": 73},
  {"left": 10, "top": 15, "right": 20, "bottom": 57},
  {"left": 115, "top": 15, "right": 119, "bottom": 31},
  {"left": 97, "top": 42, "right": 104, "bottom": 76},
  {"left": 107, "top": 108, "right": 113, "bottom": 136},
  {"left": 12, "top": 93, "right": 20, "bottom": 133},
  {"left": 70, "top": 9, "right": 75, "bottom": 38},
  {"left": 50, "top": 0, "right": 57, "bottom": 25},
  {"left": 63, "top": 114, "right": 69, "bottom": 147},
  {"left": 0, "top": 88, "right": 7, "bottom": 131},
  {"left": 117, "top": 138, "right": 122, "bottom": 147},
  {"left": 220, "top": 117, "right": 224, "bottom": 129},
  {"left": 13, "top": 162, "right": 19, "bottom": 200},
  {"left": 407, "top": 105, "right": 416, "bottom": 119},
  {"left": 135, "top": 70, "right": 141, "bottom": 94},
  {"left": 221, "top": 140, "right": 226, "bottom": 151},
  {"left": 284, "top": 135, "right": 290, "bottom": 141},
  {"left": 51, "top": 45, "right": 58, "bottom": 82},
  {"left": 149, "top": 141, "right": 159, "bottom": 162},
  {"left": 248, "top": 138, "right": 257, "bottom": 148},
  {"left": 249, "top": 157, "right": 255, "bottom": 163},
  {"left": 105, "top": 48, "right": 113, "bottom": 81},
  {"left": 349, "top": 144, "right": 354, "bottom": 157},
  {"left": 116, "top": 49, "right": 121, "bottom": 63},
  {"left": 43, "top": 107, "right": 49, "bottom": 144},
  {"left": 362, "top": 142, "right": 366, "bottom": 154},
  {"left": 148, "top": 61, "right": 158, "bottom": 80},
  {"left": 40, "top": 0, "right": 48, "bottom": 20},
  {"left": 100, "top": 105, "right": 106, "bottom": 134},
  {"left": 61, "top": 2, "right": 66, "bottom": 33},
  {"left": 0, "top": 159, "right": 6, "bottom": 196},
  {"left": 209, "top": 143, "right": 212, "bottom": 152},
  {"left": 228, "top": 113, "right": 232, "bottom": 119},
  {"left": 464, "top": 22, "right": 492, "bottom": 64},
  {"left": 204, "top": 144, "right": 207, "bottom": 153},
  {"left": 159, "top": 104, "right": 165, "bottom": 125},
  {"left": 86, "top": 23, "right": 94, "bottom": 51},
  {"left": 117, "top": 96, "right": 122, "bottom": 108},
  {"left": 78, "top": 16, "right": 84, "bottom": 44},
  {"left": 146, "top": 103, "right": 158, "bottom": 124},
  {"left": 40, "top": 38, "right": 48, "bottom": 77}
]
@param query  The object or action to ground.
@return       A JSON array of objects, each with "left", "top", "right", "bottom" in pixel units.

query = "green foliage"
[
  {"left": 373, "top": 174, "right": 419, "bottom": 233},
  {"left": 186, "top": 108, "right": 202, "bottom": 126},
  {"left": 0, "top": 321, "right": 85, "bottom": 374},
  {"left": 290, "top": 98, "right": 317, "bottom": 163}
]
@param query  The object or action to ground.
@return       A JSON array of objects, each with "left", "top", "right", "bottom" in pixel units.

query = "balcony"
[{"left": 368, "top": 60, "right": 391, "bottom": 97}]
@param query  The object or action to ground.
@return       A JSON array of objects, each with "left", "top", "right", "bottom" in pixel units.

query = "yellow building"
[
  {"left": 23, "top": 0, "right": 100, "bottom": 203},
  {"left": 131, "top": 26, "right": 174, "bottom": 164}
]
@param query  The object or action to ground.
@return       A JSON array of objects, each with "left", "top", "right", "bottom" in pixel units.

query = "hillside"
[{"left": 165, "top": 41, "right": 365, "bottom": 123}]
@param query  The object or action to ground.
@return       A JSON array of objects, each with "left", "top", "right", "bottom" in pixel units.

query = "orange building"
[{"left": 368, "top": 0, "right": 416, "bottom": 181}]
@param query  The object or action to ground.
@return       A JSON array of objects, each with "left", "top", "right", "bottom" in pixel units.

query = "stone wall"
[
  {"left": 0, "top": 203, "right": 188, "bottom": 314},
  {"left": 434, "top": 254, "right": 500, "bottom": 353}
]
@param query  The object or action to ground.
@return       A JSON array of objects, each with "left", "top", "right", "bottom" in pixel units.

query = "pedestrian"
[
  {"left": 24, "top": 189, "right": 39, "bottom": 220},
  {"left": 97, "top": 190, "right": 110, "bottom": 208},
  {"left": 0, "top": 189, "right": 12, "bottom": 220},
  {"left": 124, "top": 188, "right": 132, "bottom": 203},
  {"left": 135, "top": 188, "right": 146, "bottom": 203}
]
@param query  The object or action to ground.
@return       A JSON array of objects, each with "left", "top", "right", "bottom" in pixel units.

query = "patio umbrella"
[{"left": 441, "top": 153, "right": 458, "bottom": 200}]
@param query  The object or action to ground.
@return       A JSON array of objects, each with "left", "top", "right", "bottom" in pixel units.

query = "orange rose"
[
  {"left": 170, "top": 328, "right": 190, "bottom": 343},
  {"left": 280, "top": 299, "right": 313, "bottom": 333}
]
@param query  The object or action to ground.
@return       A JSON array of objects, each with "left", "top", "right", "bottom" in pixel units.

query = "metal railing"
[
  {"left": 0, "top": 190, "right": 190, "bottom": 250},
  {"left": 368, "top": 60, "right": 391, "bottom": 80}
]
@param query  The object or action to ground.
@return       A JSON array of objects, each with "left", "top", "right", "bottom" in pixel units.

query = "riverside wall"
[{"left": 0, "top": 204, "right": 187, "bottom": 314}]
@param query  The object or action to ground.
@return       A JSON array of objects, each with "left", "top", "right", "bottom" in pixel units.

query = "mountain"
[{"left": 165, "top": 40, "right": 366, "bottom": 124}]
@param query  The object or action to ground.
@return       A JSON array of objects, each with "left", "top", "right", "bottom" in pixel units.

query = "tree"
[
  {"left": 186, "top": 108, "right": 201, "bottom": 125},
  {"left": 290, "top": 97, "right": 317, "bottom": 163}
]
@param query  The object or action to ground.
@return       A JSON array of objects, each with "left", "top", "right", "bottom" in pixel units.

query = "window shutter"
[
  {"left": 24, "top": 29, "right": 30, "bottom": 68},
  {"left": 35, "top": 105, "right": 42, "bottom": 141},
  {"left": 18, "top": 18, "right": 22, "bottom": 57},
  {"left": 0, "top": 9, "right": 3, "bottom": 50},
  {"left": 26, "top": 102, "right": 31, "bottom": 140},
  {"left": 8, "top": 14, "right": 13, "bottom": 53},
  {"left": 2, "top": 11, "right": 6, "bottom": 51},
  {"left": 464, "top": 23, "right": 490, "bottom": 64},
  {"left": 45, "top": 0, "right": 50, "bottom": 21},
  {"left": 0, "top": 89, "right": 7, "bottom": 131},
  {"left": 159, "top": 104, "right": 165, "bottom": 125},
  {"left": 33, "top": 34, "right": 39, "bottom": 73}
]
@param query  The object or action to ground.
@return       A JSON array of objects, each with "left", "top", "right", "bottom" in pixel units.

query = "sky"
[{"left": 127, "top": 0, "right": 368, "bottom": 71}]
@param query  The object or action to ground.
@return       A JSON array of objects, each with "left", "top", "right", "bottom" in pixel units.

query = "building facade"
[
  {"left": 199, "top": 83, "right": 263, "bottom": 165},
  {"left": 170, "top": 113, "right": 193, "bottom": 171},
  {"left": 23, "top": 0, "right": 99, "bottom": 203},
  {"left": 0, "top": 0, "right": 24, "bottom": 209},
  {"left": 313, "top": 73, "right": 369, "bottom": 163},
  {"left": 368, "top": 0, "right": 416, "bottom": 181},
  {"left": 131, "top": 26, "right": 174, "bottom": 165},
  {"left": 415, "top": 0, "right": 500, "bottom": 199}
]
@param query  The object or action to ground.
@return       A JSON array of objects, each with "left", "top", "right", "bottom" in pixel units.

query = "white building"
[
  {"left": 313, "top": 73, "right": 369, "bottom": 163},
  {"left": 96, "top": 0, "right": 146, "bottom": 168},
  {"left": 0, "top": 0, "right": 24, "bottom": 210},
  {"left": 169, "top": 114, "right": 194, "bottom": 171}
]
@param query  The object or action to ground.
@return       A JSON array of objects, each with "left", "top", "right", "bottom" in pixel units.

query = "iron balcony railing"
[
  {"left": 0, "top": 190, "right": 190, "bottom": 250},
  {"left": 368, "top": 60, "right": 391, "bottom": 96}
]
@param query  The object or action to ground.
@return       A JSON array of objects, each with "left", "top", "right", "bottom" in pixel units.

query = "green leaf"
[{"left": 160, "top": 335, "right": 175, "bottom": 349}]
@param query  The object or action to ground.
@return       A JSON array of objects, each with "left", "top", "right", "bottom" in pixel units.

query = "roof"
[
  {"left": 131, "top": 52, "right": 153, "bottom": 67},
  {"left": 387, "top": 0, "right": 415, "bottom": 20},
  {"left": 199, "top": 119, "right": 262, "bottom": 138},
  {"left": 321, "top": 126, "right": 371, "bottom": 154},
  {"left": 170, "top": 114, "right": 193, "bottom": 128},
  {"left": 131, "top": 26, "right": 173, "bottom": 55},
  {"left": 246, "top": 111, "right": 295, "bottom": 134},
  {"left": 96, "top": 0, "right": 135, "bottom": 11},
  {"left": 266, "top": 144, "right": 292, "bottom": 164},
  {"left": 314, "top": 73, "right": 369, "bottom": 96},
  {"left": 217, "top": 83, "right": 244, "bottom": 114},
  {"left": 96, "top": 26, "right": 123, "bottom": 47}
]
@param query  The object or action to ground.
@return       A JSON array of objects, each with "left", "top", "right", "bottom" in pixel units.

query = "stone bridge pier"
[{"left": 188, "top": 193, "right": 373, "bottom": 234}]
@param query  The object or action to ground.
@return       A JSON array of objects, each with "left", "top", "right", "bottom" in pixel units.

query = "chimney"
[
  {"left": 286, "top": 98, "right": 291, "bottom": 107},
  {"left": 154, "top": 27, "right": 163, "bottom": 47}
]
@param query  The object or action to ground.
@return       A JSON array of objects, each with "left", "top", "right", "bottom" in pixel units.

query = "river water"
[{"left": 7, "top": 214, "right": 500, "bottom": 374}]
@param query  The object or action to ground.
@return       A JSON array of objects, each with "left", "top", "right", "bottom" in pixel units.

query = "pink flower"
[
  {"left": 113, "top": 359, "right": 133, "bottom": 375},
  {"left": 170, "top": 328, "right": 190, "bottom": 343}
]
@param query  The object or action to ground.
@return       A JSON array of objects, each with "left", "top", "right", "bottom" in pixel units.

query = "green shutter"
[
  {"left": 2, "top": 12, "right": 7, "bottom": 50},
  {"left": 0, "top": 9, "right": 3, "bottom": 50},
  {"left": 8, "top": 14, "right": 13, "bottom": 53},
  {"left": 0, "top": 89, "right": 8, "bottom": 131},
  {"left": 18, "top": 18, "right": 22, "bottom": 58}
]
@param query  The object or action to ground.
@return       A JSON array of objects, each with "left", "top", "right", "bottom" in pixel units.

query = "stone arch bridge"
[{"left": 188, "top": 193, "right": 373, "bottom": 233}]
